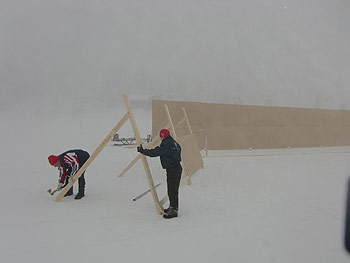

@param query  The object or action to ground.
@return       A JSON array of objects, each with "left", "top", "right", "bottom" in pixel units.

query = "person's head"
[
  {"left": 159, "top": 129, "right": 170, "bottom": 140},
  {"left": 48, "top": 155, "right": 61, "bottom": 167}
]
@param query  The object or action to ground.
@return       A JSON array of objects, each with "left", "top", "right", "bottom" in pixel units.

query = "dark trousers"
[
  {"left": 78, "top": 172, "right": 86, "bottom": 193},
  {"left": 345, "top": 177, "right": 350, "bottom": 254},
  {"left": 166, "top": 163, "right": 182, "bottom": 209},
  {"left": 65, "top": 172, "right": 86, "bottom": 194}
]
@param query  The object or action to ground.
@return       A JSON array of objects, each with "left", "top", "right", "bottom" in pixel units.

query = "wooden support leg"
[
  {"left": 118, "top": 154, "right": 142, "bottom": 177},
  {"left": 123, "top": 95, "right": 163, "bottom": 214}
]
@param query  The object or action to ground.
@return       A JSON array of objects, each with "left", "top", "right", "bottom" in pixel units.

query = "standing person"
[
  {"left": 137, "top": 129, "right": 182, "bottom": 219},
  {"left": 48, "top": 149, "right": 90, "bottom": 200}
]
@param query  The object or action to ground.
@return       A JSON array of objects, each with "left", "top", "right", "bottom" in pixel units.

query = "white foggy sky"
[{"left": 1, "top": 0, "right": 350, "bottom": 111}]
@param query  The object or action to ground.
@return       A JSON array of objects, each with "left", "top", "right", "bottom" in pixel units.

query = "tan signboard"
[{"left": 152, "top": 100, "right": 350, "bottom": 150}]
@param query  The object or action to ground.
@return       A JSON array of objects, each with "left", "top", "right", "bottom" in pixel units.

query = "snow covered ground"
[
  {"left": 2, "top": 0, "right": 350, "bottom": 261},
  {"left": 1, "top": 103, "right": 350, "bottom": 263}
]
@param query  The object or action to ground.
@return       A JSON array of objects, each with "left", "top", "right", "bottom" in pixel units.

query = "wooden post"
[
  {"left": 55, "top": 112, "right": 130, "bottom": 202},
  {"left": 182, "top": 107, "right": 198, "bottom": 183},
  {"left": 182, "top": 107, "right": 193, "bottom": 135},
  {"left": 164, "top": 104, "right": 192, "bottom": 185},
  {"left": 182, "top": 107, "right": 203, "bottom": 170},
  {"left": 123, "top": 95, "right": 163, "bottom": 214},
  {"left": 205, "top": 134, "right": 208, "bottom": 157}
]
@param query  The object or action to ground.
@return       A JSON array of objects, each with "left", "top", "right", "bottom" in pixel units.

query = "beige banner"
[
  {"left": 152, "top": 100, "right": 350, "bottom": 150},
  {"left": 177, "top": 134, "right": 204, "bottom": 177}
]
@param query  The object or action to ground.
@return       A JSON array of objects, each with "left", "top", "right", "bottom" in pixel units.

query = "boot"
[
  {"left": 75, "top": 175, "right": 85, "bottom": 200},
  {"left": 74, "top": 192, "right": 85, "bottom": 200},
  {"left": 163, "top": 207, "right": 178, "bottom": 219},
  {"left": 64, "top": 187, "right": 73, "bottom": 197},
  {"left": 163, "top": 206, "right": 178, "bottom": 214}
]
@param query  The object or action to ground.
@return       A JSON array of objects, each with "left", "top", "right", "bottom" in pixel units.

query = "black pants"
[
  {"left": 65, "top": 172, "right": 85, "bottom": 194},
  {"left": 345, "top": 177, "right": 350, "bottom": 254},
  {"left": 166, "top": 163, "right": 182, "bottom": 209},
  {"left": 77, "top": 172, "right": 86, "bottom": 193}
]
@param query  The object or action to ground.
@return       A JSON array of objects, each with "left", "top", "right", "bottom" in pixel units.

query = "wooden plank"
[
  {"left": 123, "top": 95, "right": 163, "bottom": 214},
  {"left": 164, "top": 104, "right": 177, "bottom": 139},
  {"left": 55, "top": 112, "right": 130, "bottom": 202},
  {"left": 182, "top": 107, "right": 195, "bottom": 183},
  {"left": 205, "top": 134, "right": 208, "bottom": 157},
  {"left": 118, "top": 154, "right": 142, "bottom": 177},
  {"left": 177, "top": 134, "right": 203, "bottom": 178},
  {"left": 182, "top": 107, "right": 193, "bottom": 135}
]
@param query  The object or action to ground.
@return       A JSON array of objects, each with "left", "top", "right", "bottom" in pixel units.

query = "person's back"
[{"left": 156, "top": 136, "right": 182, "bottom": 169}]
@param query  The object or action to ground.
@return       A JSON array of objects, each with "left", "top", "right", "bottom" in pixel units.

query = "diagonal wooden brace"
[{"left": 54, "top": 112, "right": 130, "bottom": 202}]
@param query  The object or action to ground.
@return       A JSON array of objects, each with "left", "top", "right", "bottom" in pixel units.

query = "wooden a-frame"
[
  {"left": 118, "top": 105, "right": 194, "bottom": 183},
  {"left": 54, "top": 95, "right": 163, "bottom": 214},
  {"left": 118, "top": 104, "right": 200, "bottom": 207}
]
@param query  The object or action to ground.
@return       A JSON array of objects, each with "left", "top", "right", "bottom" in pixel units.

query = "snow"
[
  {"left": 2, "top": 1, "right": 350, "bottom": 261},
  {"left": 1, "top": 102, "right": 350, "bottom": 263}
]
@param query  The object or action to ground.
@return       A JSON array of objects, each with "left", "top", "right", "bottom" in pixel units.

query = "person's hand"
[
  {"left": 56, "top": 183, "right": 64, "bottom": 191},
  {"left": 137, "top": 145, "right": 144, "bottom": 153}
]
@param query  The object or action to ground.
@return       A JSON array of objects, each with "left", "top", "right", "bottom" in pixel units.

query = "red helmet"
[{"left": 159, "top": 129, "right": 170, "bottom": 139}]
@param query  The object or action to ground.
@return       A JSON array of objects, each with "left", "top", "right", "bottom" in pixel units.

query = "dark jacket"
[{"left": 141, "top": 136, "right": 181, "bottom": 169}]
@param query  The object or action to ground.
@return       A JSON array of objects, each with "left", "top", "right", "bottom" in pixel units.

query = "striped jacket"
[{"left": 57, "top": 149, "right": 90, "bottom": 185}]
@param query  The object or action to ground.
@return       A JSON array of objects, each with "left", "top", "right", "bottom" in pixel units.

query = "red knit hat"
[
  {"left": 159, "top": 129, "right": 170, "bottom": 139},
  {"left": 48, "top": 155, "right": 59, "bottom": 165}
]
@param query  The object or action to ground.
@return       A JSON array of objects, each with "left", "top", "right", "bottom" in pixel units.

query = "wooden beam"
[
  {"left": 164, "top": 104, "right": 191, "bottom": 185},
  {"left": 55, "top": 112, "right": 130, "bottom": 202},
  {"left": 205, "top": 134, "right": 208, "bottom": 157},
  {"left": 182, "top": 107, "right": 195, "bottom": 182},
  {"left": 182, "top": 107, "right": 193, "bottom": 135},
  {"left": 164, "top": 104, "right": 177, "bottom": 139},
  {"left": 118, "top": 154, "right": 142, "bottom": 177},
  {"left": 123, "top": 95, "right": 163, "bottom": 214}
]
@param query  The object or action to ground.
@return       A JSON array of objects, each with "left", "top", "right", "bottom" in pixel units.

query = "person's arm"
[
  {"left": 61, "top": 154, "right": 78, "bottom": 178},
  {"left": 138, "top": 144, "right": 167, "bottom": 157},
  {"left": 57, "top": 167, "right": 67, "bottom": 190}
]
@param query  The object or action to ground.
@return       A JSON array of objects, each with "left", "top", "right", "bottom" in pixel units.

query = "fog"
[{"left": 1, "top": 0, "right": 350, "bottom": 111}]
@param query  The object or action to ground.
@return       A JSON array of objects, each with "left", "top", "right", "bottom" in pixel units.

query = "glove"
[
  {"left": 137, "top": 145, "right": 144, "bottom": 153},
  {"left": 56, "top": 183, "right": 64, "bottom": 191}
]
